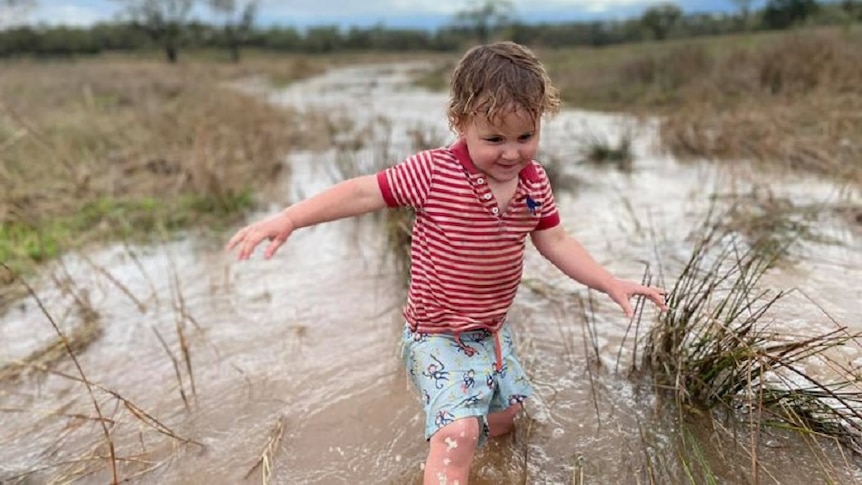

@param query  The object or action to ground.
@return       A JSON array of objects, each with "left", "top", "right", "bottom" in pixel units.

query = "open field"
[
  {"left": 3, "top": 26, "right": 859, "bottom": 285},
  {"left": 1, "top": 28, "right": 861, "bottom": 483}
]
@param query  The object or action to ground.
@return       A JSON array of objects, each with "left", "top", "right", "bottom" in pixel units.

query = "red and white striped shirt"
[{"left": 377, "top": 140, "right": 560, "bottom": 336}]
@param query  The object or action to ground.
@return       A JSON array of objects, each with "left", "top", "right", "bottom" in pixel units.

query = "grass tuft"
[
  {"left": 637, "top": 204, "right": 862, "bottom": 477},
  {"left": 578, "top": 130, "right": 634, "bottom": 172}
]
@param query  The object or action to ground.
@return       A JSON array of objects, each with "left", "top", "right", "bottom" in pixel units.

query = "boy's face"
[{"left": 459, "top": 108, "right": 541, "bottom": 184}]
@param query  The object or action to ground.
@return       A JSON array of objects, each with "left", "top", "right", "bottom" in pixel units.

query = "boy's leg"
[
  {"left": 486, "top": 323, "right": 532, "bottom": 439},
  {"left": 424, "top": 416, "right": 480, "bottom": 484},
  {"left": 487, "top": 403, "right": 521, "bottom": 438},
  {"left": 423, "top": 405, "right": 519, "bottom": 484}
]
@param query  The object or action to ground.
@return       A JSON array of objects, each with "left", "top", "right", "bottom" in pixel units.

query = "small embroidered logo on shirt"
[{"left": 526, "top": 196, "right": 541, "bottom": 215}]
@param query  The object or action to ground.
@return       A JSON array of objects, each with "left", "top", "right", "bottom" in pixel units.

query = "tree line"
[{"left": 0, "top": 0, "right": 860, "bottom": 61}]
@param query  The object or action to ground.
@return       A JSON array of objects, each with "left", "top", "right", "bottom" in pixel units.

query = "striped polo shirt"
[{"left": 377, "top": 140, "right": 560, "bottom": 336}]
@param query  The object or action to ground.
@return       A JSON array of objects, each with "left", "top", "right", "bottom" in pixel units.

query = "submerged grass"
[
  {"left": 0, "top": 261, "right": 101, "bottom": 381},
  {"left": 1, "top": 261, "right": 204, "bottom": 483},
  {"left": 245, "top": 415, "right": 287, "bottom": 485}
]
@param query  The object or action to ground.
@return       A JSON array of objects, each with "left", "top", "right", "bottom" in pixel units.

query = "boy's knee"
[{"left": 429, "top": 417, "right": 480, "bottom": 464}]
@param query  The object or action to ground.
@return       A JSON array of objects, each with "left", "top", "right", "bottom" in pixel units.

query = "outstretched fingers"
[
  {"left": 226, "top": 214, "right": 294, "bottom": 261},
  {"left": 263, "top": 236, "right": 287, "bottom": 259},
  {"left": 621, "top": 300, "right": 635, "bottom": 319},
  {"left": 225, "top": 227, "right": 263, "bottom": 260},
  {"left": 638, "top": 286, "right": 668, "bottom": 312},
  {"left": 226, "top": 227, "right": 249, "bottom": 252},
  {"left": 611, "top": 282, "right": 669, "bottom": 316}
]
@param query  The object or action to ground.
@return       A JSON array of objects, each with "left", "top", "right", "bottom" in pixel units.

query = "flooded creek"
[{"left": 2, "top": 62, "right": 862, "bottom": 484}]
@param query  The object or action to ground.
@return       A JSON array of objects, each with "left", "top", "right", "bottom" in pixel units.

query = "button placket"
[{"left": 471, "top": 175, "right": 499, "bottom": 217}]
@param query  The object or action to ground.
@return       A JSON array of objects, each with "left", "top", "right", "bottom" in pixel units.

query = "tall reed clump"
[{"left": 640, "top": 207, "right": 862, "bottom": 464}]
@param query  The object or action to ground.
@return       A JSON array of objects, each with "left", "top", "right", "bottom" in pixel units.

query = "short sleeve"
[
  {"left": 376, "top": 149, "right": 436, "bottom": 209},
  {"left": 532, "top": 163, "right": 560, "bottom": 231}
]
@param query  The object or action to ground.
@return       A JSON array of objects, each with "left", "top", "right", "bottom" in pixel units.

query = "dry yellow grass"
[
  {"left": 661, "top": 94, "right": 861, "bottom": 184},
  {"left": 0, "top": 57, "right": 315, "bottom": 220},
  {"left": 0, "top": 55, "right": 328, "bottom": 287},
  {"left": 537, "top": 28, "right": 862, "bottom": 186},
  {"left": 657, "top": 29, "right": 862, "bottom": 185}
]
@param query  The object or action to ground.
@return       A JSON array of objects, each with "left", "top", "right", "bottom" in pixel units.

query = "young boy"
[{"left": 227, "top": 41, "right": 667, "bottom": 485}]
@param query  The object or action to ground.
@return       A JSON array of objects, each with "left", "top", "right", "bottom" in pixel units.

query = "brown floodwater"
[{"left": 2, "top": 62, "right": 861, "bottom": 484}]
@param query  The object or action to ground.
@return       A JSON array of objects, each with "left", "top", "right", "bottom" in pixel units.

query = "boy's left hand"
[{"left": 605, "top": 278, "right": 668, "bottom": 318}]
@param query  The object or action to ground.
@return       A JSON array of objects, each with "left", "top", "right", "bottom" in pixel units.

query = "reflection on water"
[{"left": 1, "top": 62, "right": 861, "bottom": 484}]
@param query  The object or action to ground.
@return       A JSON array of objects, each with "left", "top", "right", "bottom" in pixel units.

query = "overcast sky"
[{"left": 18, "top": 0, "right": 740, "bottom": 29}]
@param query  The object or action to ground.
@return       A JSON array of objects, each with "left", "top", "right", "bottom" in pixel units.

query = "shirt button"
[
  {"left": 483, "top": 193, "right": 492, "bottom": 200},
  {"left": 492, "top": 207, "right": 499, "bottom": 215},
  {"left": 477, "top": 178, "right": 485, "bottom": 184}
]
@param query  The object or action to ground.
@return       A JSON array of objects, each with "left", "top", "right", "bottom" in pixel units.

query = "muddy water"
[{"left": 2, "top": 62, "right": 861, "bottom": 484}]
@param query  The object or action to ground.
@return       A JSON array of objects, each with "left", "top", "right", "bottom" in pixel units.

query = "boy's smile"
[{"left": 459, "top": 108, "right": 541, "bottom": 184}]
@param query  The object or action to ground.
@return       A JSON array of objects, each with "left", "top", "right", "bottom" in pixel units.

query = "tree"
[
  {"left": 840, "top": 0, "right": 862, "bottom": 20},
  {"left": 456, "top": 0, "right": 514, "bottom": 44},
  {"left": 641, "top": 3, "right": 683, "bottom": 40},
  {"left": 115, "top": 0, "right": 194, "bottom": 63},
  {"left": 0, "top": 0, "right": 35, "bottom": 29},
  {"left": 730, "top": 0, "right": 755, "bottom": 29},
  {"left": 762, "top": 0, "right": 820, "bottom": 29},
  {"left": 208, "top": 0, "right": 256, "bottom": 62}
]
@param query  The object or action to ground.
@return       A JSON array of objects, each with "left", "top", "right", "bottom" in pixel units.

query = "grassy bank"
[
  {"left": 552, "top": 27, "right": 862, "bottom": 185},
  {"left": 0, "top": 54, "right": 331, "bottom": 290}
]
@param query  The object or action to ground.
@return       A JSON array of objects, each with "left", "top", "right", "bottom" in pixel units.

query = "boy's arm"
[
  {"left": 228, "top": 175, "right": 387, "bottom": 260},
  {"left": 285, "top": 174, "right": 387, "bottom": 229},
  {"left": 530, "top": 225, "right": 616, "bottom": 294},
  {"left": 530, "top": 225, "right": 667, "bottom": 317}
]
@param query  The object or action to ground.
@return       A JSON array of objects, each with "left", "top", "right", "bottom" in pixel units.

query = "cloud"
[
  {"left": 12, "top": 0, "right": 122, "bottom": 27},
  {"left": 261, "top": 0, "right": 661, "bottom": 19},
  {"left": 261, "top": 0, "right": 459, "bottom": 18},
  {"left": 16, "top": 0, "right": 672, "bottom": 28}
]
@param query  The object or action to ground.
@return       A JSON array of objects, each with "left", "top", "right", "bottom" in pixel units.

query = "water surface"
[{"left": 2, "top": 62, "right": 861, "bottom": 484}]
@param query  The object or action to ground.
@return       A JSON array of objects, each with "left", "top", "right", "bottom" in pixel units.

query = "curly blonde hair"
[{"left": 447, "top": 41, "right": 561, "bottom": 132}]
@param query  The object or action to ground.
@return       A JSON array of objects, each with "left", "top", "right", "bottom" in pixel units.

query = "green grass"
[
  {"left": 0, "top": 191, "right": 253, "bottom": 276},
  {"left": 679, "top": 424, "right": 721, "bottom": 485}
]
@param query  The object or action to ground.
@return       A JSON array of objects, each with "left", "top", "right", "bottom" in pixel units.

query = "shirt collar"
[{"left": 450, "top": 139, "right": 540, "bottom": 183}]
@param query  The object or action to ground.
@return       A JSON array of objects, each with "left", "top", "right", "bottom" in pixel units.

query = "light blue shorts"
[{"left": 401, "top": 323, "right": 533, "bottom": 446}]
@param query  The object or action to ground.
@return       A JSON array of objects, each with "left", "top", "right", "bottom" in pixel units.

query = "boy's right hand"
[{"left": 226, "top": 212, "right": 295, "bottom": 260}]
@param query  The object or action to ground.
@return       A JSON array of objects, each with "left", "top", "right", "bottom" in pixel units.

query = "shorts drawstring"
[
  {"left": 452, "top": 330, "right": 503, "bottom": 372},
  {"left": 452, "top": 333, "right": 477, "bottom": 357},
  {"left": 492, "top": 330, "right": 502, "bottom": 373}
]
